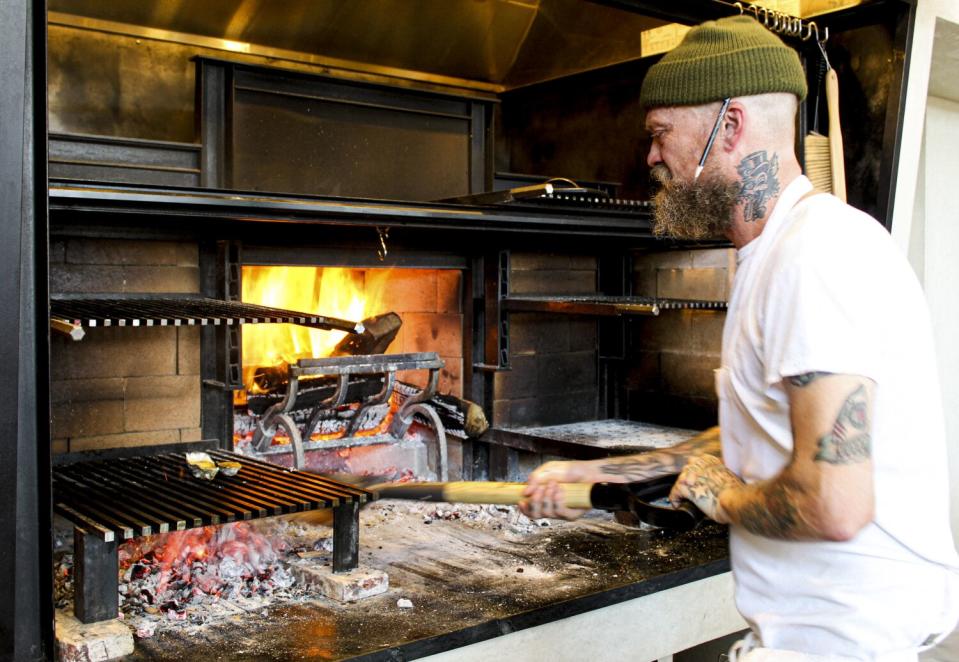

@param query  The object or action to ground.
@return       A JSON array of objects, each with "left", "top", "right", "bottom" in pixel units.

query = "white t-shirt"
[{"left": 718, "top": 175, "right": 959, "bottom": 659}]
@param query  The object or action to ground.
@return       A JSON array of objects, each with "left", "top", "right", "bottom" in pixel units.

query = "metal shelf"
[
  {"left": 502, "top": 295, "right": 727, "bottom": 317},
  {"left": 50, "top": 294, "right": 362, "bottom": 332}
]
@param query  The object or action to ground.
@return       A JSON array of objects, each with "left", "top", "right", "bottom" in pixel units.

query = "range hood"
[{"left": 47, "top": 0, "right": 670, "bottom": 91}]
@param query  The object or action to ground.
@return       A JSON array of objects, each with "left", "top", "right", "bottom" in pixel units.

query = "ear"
[{"left": 720, "top": 102, "right": 746, "bottom": 151}]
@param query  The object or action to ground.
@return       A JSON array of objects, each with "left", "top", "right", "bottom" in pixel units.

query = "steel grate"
[
  {"left": 53, "top": 450, "right": 373, "bottom": 542},
  {"left": 502, "top": 295, "right": 727, "bottom": 316},
  {"left": 50, "top": 295, "right": 362, "bottom": 332}
]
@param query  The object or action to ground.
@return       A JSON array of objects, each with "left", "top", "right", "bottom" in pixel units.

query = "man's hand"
[
  {"left": 668, "top": 454, "right": 742, "bottom": 523},
  {"left": 520, "top": 460, "right": 593, "bottom": 520}
]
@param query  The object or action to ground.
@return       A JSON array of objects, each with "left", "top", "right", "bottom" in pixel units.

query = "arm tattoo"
[
  {"left": 736, "top": 151, "right": 780, "bottom": 223},
  {"left": 737, "top": 479, "right": 802, "bottom": 540},
  {"left": 815, "top": 384, "right": 871, "bottom": 464},
  {"left": 598, "top": 429, "right": 722, "bottom": 481},
  {"left": 786, "top": 371, "right": 833, "bottom": 387}
]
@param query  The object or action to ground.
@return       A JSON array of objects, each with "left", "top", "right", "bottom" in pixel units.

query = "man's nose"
[{"left": 646, "top": 143, "right": 662, "bottom": 169}]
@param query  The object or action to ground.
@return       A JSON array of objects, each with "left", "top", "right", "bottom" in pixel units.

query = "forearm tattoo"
[
  {"left": 597, "top": 429, "right": 721, "bottom": 482},
  {"left": 736, "top": 479, "right": 802, "bottom": 540},
  {"left": 786, "top": 371, "right": 832, "bottom": 387},
  {"left": 815, "top": 384, "right": 871, "bottom": 464},
  {"left": 736, "top": 151, "right": 780, "bottom": 223}
]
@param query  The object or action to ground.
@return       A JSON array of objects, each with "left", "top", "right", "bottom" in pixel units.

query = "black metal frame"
[{"left": 0, "top": 0, "right": 50, "bottom": 659}]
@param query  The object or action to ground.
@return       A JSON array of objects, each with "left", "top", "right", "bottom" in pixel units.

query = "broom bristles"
[{"left": 805, "top": 131, "right": 832, "bottom": 194}]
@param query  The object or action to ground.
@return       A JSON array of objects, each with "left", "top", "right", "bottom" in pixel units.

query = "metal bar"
[
  {"left": 52, "top": 504, "right": 114, "bottom": 543},
  {"left": 73, "top": 527, "right": 118, "bottom": 624},
  {"left": 99, "top": 461, "right": 229, "bottom": 526},
  {"left": 120, "top": 459, "right": 251, "bottom": 522},
  {"left": 293, "top": 352, "right": 444, "bottom": 376},
  {"left": 54, "top": 501, "right": 135, "bottom": 541},
  {"left": 135, "top": 456, "right": 265, "bottom": 519},
  {"left": 214, "top": 458, "right": 339, "bottom": 507},
  {"left": 53, "top": 473, "right": 163, "bottom": 535},
  {"left": 209, "top": 451, "right": 371, "bottom": 502},
  {"left": 332, "top": 502, "right": 360, "bottom": 573}
]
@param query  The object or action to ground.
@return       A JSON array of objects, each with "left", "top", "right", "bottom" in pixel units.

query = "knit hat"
[{"left": 639, "top": 15, "right": 807, "bottom": 108}]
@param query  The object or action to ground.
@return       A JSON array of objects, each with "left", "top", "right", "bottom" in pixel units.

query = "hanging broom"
[{"left": 805, "top": 39, "right": 846, "bottom": 201}]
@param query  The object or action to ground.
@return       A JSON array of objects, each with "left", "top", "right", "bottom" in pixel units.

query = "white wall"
[{"left": 894, "top": 2, "right": 959, "bottom": 544}]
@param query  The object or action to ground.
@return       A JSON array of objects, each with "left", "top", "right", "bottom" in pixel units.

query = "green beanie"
[{"left": 640, "top": 15, "right": 807, "bottom": 108}]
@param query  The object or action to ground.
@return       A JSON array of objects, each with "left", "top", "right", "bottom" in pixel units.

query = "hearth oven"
[{"left": 0, "top": 0, "right": 914, "bottom": 659}]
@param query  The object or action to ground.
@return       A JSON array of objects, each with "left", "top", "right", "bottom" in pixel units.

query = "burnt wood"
[
  {"left": 332, "top": 502, "right": 360, "bottom": 574},
  {"left": 331, "top": 312, "right": 402, "bottom": 357},
  {"left": 74, "top": 528, "right": 119, "bottom": 624}
]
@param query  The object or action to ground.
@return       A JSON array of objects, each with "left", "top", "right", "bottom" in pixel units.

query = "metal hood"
[{"left": 47, "top": 0, "right": 667, "bottom": 91}]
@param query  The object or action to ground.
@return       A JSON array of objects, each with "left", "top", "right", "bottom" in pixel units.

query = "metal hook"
[
  {"left": 375, "top": 226, "right": 390, "bottom": 261},
  {"left": 760, "top": 7, "right": 769, "bottom": 27},
  {"left": 733, "top": 1, "right": 744, "bottom": 14},
  {"left": 821, "top": 25, "right": 829, "bottom": 44},
  {"left": 817, "top": 32, "right": 831, "bottom": 70},
  {"left": 803, "top": 21, "right": 814, "bottom": 41}
]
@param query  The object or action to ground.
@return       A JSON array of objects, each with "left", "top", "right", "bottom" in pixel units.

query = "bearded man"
[{"left": 522, "top": 15, "right": 959, "bottom": 661}]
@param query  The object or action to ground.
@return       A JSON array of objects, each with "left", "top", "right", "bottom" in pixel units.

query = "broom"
[{"left": 805, "top": 43, "right": 846, "bottom": 201}]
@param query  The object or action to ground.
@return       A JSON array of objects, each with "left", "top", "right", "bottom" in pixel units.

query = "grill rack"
[
  {"left": 502, "top": 295, "right": 728, "bottom": 316},
  {"left": 50, "top": 294, "right": 363, "bottom": 332},
  {"left": 53, "top": 449, "right": 373, "bottom": 623}
]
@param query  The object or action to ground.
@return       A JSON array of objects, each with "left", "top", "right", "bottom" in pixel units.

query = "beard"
[{"left": 650, "top": 164, "right": 739, "bottom": 240}]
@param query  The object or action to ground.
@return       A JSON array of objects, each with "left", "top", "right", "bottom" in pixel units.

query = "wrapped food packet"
[
  {"left": 216, "top": 460, "right": 242, "bottom": 477},
  {"left": 185, "top": 452, "right": 218, "bottom": 480}
]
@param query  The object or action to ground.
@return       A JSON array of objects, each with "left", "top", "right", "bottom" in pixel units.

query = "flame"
[{"left": 240, "top": 266, "right": 390, "bottom": 393}]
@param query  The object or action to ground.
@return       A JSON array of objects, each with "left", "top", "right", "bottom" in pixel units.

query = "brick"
[
  {"left": 65, "top": 237, "right": 181, "bottom": 266},
  {"left": 50, "top": 239, "right": 66, "bottom": 264},
  {"left": 52, "top": 439, "right": 70, "bottom": 455},
  {"left": 445, "top": 438, "right": 465, "bottom": 480},
  {"left": 290, "top": 563, "right": 388, "bottom": 602},
  {"left": 52, "top": 401, "right": 124, "bottom": 439},
  {"left": 436, "top": 270, "right": 462, "bottom": 314},
  {"left": 401, "top": 312, "right": 462, "bottom": 358},
  {"left": 51, "top": 378, "right": 124, "bottom": 404},
  {"left": 493, "top": 354, "right": 537, "bottom": 400},
  {"left": 174, "top": 241, "right": 199, "bottom": 266},
  {"left": 509, "top": 314, "right": 569, "bottom": 355},
  {"left": 509, "top": 391, "right": 597, "bottom": 427},
  {"left": 51, "top": 327, "right": 177, "bottom": 380},
  {"left": 634, "top": 249, "right": 693, "bottom": 270},
  {"left": 180, "top": 427, "right": 203, "bottom": 442},
  {"left": 625, "top": 350, "right": 661, "bottom": 390},
  {"left": 691, "top": 248, "right": 735, "bottom": 269},
  {"left": 438, "top": 356, "right": 463, "bottom": 397},
  {"left": 510, "top": 253, "right": 570, "bottom": 271},
  {"left": 177, "top": 326, "right": 201, "bottom": 375},
  {"left": 633, "top": 267, "right": 658, "bottom": 296},
  {"left": 492, "top": 399, "right": 511, "bottom": 427},
  {"left": 629, "top": 314, "right": 689, "bottom": 352},
  {"left": 536, "top": 351, "right": 596, "bottom": 396},
  {"left": 124, "top": 380, "right": 200, "bottom": 432},
  {"left": 55, "top": 609, "right": 134, "bottom": 662},
  {"left": 656, "top": 267, "right": 728, "bottom": 301},
  {"left": 568, "top": 318, "right": 598, "bottom": 352},
  {"left": 370, "top": 268, "right": 437, "bottom": 313},
  {"left": 661, "top": 351, "right": 720, "bottom": 397},
  {"left": 680, "top": 309, "right": 726, "bottom": 354},
  {"left": 509, "top": 270, "right": 596, "bottom": 295},
  {"left": 569, "top": 255, "right": 598, "bottom": 270},
  {"left": 125, "top": 374, "right": 198, "bottom": 399},
  {"left": 68, "top": 429, "right": 180, "bottom": 452},
  {"left": 51, "top": 264, "right": 200, "bottom": 293}
]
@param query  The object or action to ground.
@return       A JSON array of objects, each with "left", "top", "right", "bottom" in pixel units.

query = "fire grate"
[
  {"left": 53, "top": 450, "right": 373, "bottom": 623},
  {"left": 50, "top": 294, "right": 363, "bottom": 332}
]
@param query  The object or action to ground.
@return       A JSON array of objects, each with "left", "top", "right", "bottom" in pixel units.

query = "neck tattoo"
[{"left": 736, "top": 151, "right": 780, "bottom": 223}]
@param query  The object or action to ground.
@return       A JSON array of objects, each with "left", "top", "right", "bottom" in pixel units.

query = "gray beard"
[{"left": 650, "top": 164, "right": 739, "bottom": 240}]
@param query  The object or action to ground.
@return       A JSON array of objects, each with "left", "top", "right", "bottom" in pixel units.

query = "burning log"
[
  {"left": 331, "top": 312, "right": 402, "bottom": 357},
  {"left": 401, "top": 386, "right": 488, "bottom": 439}
]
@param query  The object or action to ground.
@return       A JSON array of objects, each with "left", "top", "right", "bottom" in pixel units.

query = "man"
[{"left": 521, "top": 15, "right": 959, "bottom": 661}]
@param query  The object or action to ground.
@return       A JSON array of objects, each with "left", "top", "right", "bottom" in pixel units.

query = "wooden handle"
[
  {"left": 825, "top": 68, "right": 846, "bottom": 202},
  {"left": 442, "top": 482, "right": 594, "bottom": 510},
  {"left": 51, "top": 317, "right": 85, "bottom": 341}
]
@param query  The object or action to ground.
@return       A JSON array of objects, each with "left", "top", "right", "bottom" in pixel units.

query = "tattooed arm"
[
  {"left": 670, "top": 372, "right": 875, "bottom": 541},
  {"left": 520, "top": 426, "right": 721, "bottom": 519}
]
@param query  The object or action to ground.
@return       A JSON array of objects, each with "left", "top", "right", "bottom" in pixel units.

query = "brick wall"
[
  {"left": 492, "top": 253, "right": 598, "bottom": 428},
  {"left": 50, "top": 238, "right": 201, "bottom": 454},
  {"left": 626, "top": 248, "right": 734, "bottom": 429}
]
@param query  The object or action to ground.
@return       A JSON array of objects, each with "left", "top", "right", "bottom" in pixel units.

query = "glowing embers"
[{"left": 116, "top": 522, "right": 296, "bottom": 620}]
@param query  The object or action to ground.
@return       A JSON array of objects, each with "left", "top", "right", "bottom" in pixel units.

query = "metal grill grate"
[
  {"left": 50, "top": 295, "right": 362, "bottom": 332},
  {"left": 502, "top": 295, "right": 727, "bottom": 316},
  {"left": 53, "top": 450, "right": 373, "bottom": 542}
]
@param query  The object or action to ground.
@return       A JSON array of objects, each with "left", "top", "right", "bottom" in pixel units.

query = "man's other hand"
[{"left": 669, "top": 454, "right": 742, "bottom": 523}]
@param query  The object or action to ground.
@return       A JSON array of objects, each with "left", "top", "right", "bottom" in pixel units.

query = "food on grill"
[
  {"left": 216, "top": 460, "right": 242, "bottom": 476},
  {"left": 185, "top": 452, "right": 218, "bottom": 480}
]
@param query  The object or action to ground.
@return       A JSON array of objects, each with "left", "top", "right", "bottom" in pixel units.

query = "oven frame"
[{"left": 0, "top": 0, "right": 917, "bottom": 658}]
